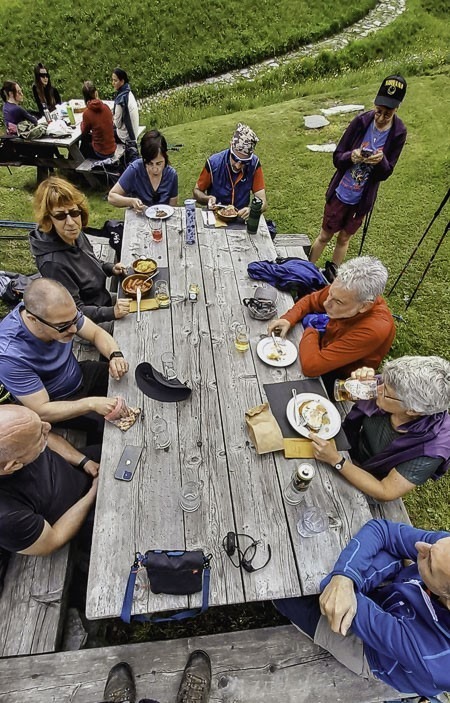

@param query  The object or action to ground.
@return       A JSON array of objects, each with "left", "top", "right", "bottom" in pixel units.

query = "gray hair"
[
  {"left": 382, "top": 355, "right": 450, "bottom": 415},
  {"left": 23, "top": 278, "right": 72, "bottom": 317},
  {"left": 337, "top": 257, "right": 388, "bottom": 302}
]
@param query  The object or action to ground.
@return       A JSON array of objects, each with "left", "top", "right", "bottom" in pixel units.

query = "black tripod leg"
[{"left": 405, "top": 221, "right": 450, "bottom": 309}]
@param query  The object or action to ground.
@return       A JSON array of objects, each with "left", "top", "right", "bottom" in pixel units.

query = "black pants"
[{"left": 53, "top": 360, "right": 109, "bottom": 444}]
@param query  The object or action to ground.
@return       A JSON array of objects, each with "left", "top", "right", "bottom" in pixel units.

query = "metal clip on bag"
[{"left": 121, "top": 549, "right": 211, "bottom": 623}]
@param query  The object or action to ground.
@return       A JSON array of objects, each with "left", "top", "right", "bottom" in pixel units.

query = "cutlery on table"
[
  {"left": 292, "top": 388, "right": 304, "bottom": 427},
  {"left": 271, "top": 332, "right": 282, "bottom": 352},
  {"left": 136, "top": 287, "right": 141, "bottom": 323}
]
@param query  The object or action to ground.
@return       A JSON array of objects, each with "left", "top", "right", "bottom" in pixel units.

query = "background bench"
[{"left": 0, "top": 624, "right": 402, "bottom": 702}]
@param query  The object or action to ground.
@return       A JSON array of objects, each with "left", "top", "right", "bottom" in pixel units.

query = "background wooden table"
[{"left": 86, "top": 207, "right": 373, "bottom": 620}]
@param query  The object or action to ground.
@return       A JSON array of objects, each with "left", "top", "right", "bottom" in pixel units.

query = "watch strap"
[
  {"left": 77, "top": 456, "right": 90, "bottom": 470},
  {"left": 333, "top": 455, "right": 346, "bottom": 471},
  {"left": 109, "top": 351, "right": 124, "bottom": 360}
]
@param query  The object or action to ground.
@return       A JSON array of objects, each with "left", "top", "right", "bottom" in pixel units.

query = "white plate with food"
[
  {"left": 256, "top": 337, "right": 297, "bottom": 367},
  {"left": 145, "top": 205, "right": 175, "bottom": 220},
  {"left": 286, "top": 392, "right": 341, "bottom": 439}
]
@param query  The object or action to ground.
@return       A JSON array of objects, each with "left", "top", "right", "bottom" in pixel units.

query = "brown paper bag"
[{"left": 245, "top": 403, "right": 285, "bottom": 454}]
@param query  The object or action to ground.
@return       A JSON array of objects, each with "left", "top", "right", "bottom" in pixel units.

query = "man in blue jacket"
[{"left": 275, "top": 519, "right": 450, "bottom": 698}]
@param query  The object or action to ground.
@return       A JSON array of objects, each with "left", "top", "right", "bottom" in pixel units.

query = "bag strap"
[{"left": 120, "top": 553, "right": 211, "bottom": 624}]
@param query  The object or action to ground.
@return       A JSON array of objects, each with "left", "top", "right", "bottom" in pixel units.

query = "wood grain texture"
[{"left": 0, "top": 625, "right": 399, "bottom": 703}]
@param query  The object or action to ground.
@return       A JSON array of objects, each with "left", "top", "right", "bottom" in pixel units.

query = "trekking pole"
[
  {"left": 358, "top": 206, "right": 374, "bottom": 256},
  {"left": 388, "top": 188, "right": 450, "bottom": 297},
  {"left": 405, "top": 220, "right": 449, "bottom": 310}
]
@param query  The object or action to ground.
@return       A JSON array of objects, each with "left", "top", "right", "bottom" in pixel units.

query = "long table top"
[{"left": 86, "top": 207, "right": 372, "bottom": 620}]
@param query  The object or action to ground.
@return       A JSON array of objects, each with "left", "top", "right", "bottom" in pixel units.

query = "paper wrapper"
[
  {"left": 284, "top": 437, "right": 336, "bottom": 459},
  {"left": 245, "top": 403, "right": 284, "bottom": 454},
  {"left": 105, "top": 396, "right": 141, "bottom": 432}
]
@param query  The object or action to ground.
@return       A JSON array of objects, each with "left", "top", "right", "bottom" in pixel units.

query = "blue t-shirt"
[
  {"left": 336, "top": 120, "right": 390, "bottom": 205},
  {"left": 118, "top": 159, "right": 178, "bottom": 206},
  {"left": 0, "top": 304, "right": 84, "bottom": 400}
]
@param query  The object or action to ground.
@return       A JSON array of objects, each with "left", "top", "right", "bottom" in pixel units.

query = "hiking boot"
[
  {"left": 103, "top": 662, "right": 136, "bottom": 703},
  {"left": 322, "top": 260, "right": 338, "bottom": 283},
  {"left": 176, "top": 650, "right": 212, "bottom": 703}
]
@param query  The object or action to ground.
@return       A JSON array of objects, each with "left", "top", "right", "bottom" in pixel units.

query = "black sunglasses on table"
[{"left": 25, "top": 308, "right": 81, "bottom": 333}]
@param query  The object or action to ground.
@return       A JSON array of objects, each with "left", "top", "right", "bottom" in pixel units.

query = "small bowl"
[
  {"left": 132, "top": 258, "right": 158, "bottom": 275},
  {"left": 216, "top": 207, "right": 238, "bottom": 222},
  {"left": 122, "top": 274, "right": 154, "bottom": 298}
]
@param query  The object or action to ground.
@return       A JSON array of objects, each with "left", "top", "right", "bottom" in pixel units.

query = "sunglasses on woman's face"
[
  {"left": 39, "top": 73, "right": 49, "bottom": 78},
  {"left": 50, "top": 208, "right": 82, "bottom": 221}
]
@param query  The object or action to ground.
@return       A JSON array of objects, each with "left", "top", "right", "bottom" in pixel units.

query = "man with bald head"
[
  {"left": 0, "top": 278, "right": 128, "bottom": 439},
  {"left": 275, "top": 519, "right": 450, "bottom": 698},
  {"left": 0, "top": 405, "right": 98, "bottom": 555}
]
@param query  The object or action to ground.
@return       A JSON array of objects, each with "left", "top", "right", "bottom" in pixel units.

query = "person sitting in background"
[
  {"left": 30, "top": 177, "right": 130, "bottom": 324},
  {"left": 108, "top": 130, "right": 178, "bottom": 212},
  {"left": 0, "top": 278, "right": 128, "bottom": 443},
  {"left": 80, "top": 81, "right": 116, "bottom": 160},
  {"left": 193, "top": 122, "right": 267, "bottom": 220},
  {"left": 1, "top": 81, "right": 37, "bottom": 134},
  {"left": 111, "top": 67, "right": 139, "bottom": 145},
  {"left": 267, "top": 257, "right": 395, "bottom": 395},
  {"left": 275, "top": 519, "right": 450, "bottom": 699},
  {"left": 309, "top": 356, "right": 450, "bottom": 501},
  {"left": 31, "top": 62, "right": 61, "bottom": 118},
  {"left": 0, "top": 405, "right": 98, "bottom": 556}
]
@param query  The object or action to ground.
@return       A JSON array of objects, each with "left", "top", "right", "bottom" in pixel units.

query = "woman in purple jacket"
[
  {"left": 310, "top": 75, "right": 407, "bottom": 266},
  {"left": 1, "top": 81, "right": 37, "bottom": 134}
]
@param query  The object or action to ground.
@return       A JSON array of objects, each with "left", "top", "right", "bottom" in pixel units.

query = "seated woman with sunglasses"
[
  {"left": 30, "top": 177, "right": 130, "bottom": 325},
  {"left": 31, "top": 63, "right": 61, "bottom": 118},
  {"left": 193, "top": 122, "right": 267, "bottom": 220},
  {"left": 309, "top": 356, "right": 450, "bottom": 501},
  {"left": 107, "top": 130, "right": 178, "bottom": 213}
]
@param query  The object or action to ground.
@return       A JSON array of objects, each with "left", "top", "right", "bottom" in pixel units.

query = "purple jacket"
[
  {"left": 325, "top": 111, "right": 407, "bottom": 216},
  {"left": 343, "top": 400, "right": 450, "bottom": 479}
]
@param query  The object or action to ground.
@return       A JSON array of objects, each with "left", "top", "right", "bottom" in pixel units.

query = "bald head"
[
  {"left": 23, "top": 278, "right": 73, "bottom": 318},
  {"left": 0, "top": 406, "right": 49, "bottom": 472}
]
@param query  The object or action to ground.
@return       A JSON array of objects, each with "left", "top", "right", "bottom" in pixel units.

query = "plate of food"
[
  {"left": 256, "top": 337, "right": 297, "bottom": 367},
  {"left": 215, "top": 204, "right": 239, "bottom": 222},
  {"left": 286, "top": 393, "right": 341, "bottom": 439},
  {"left": 132, "top": 258, "right": 158, "bottom": 276},
  {"left": 121, "top": 274, "right": 153, "bottom": 299},
  {"left": 145, "top": 205, "right": 174, "bottom": 220}
]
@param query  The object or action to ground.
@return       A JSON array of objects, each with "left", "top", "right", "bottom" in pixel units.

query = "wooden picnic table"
[{"left": 86, "top": 207, "right": 373, "bottom": 620}]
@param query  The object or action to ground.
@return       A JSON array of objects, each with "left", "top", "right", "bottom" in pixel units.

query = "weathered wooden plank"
[
  {"left": 196, "top": 216, "right": 300, "bottom": 602},
  {"left": 0, "top": 625, "right": 399, "bottom": 703},
  {"left": 274, "top": 233, "right": 311, "bottom": 247},
  {"left": 0, "top": 547, "right": 70, "bottom": 657}
]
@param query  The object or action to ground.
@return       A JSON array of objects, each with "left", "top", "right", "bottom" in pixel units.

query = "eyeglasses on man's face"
[
  {"left": 50, "top": 208, "right": 82, "bottom": 221},
  {"left": 26, "top": 308, "right": 81, "bottom": 333},
  {"left": 230, "top": 150, "right": 252, "bottom": 165}
]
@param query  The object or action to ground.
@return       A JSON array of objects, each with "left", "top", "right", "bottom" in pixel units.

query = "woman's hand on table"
[
  {"left": 237, "top": 206, "right": 250, "bottom": 220},
  {"left": 129, "top": 198, "right": 146, "bottom": 213},
  {"left": 114, "top": 298, "right": 131, "bottom": 319},
  {"left": 350, "top": 366, "right": 375, "bottom": 381},
  {"left": 112, "top": 262, "right": 128, "bottom": 276},
  {"left": 308, "top": 432, "right": 341, "bottom": 466},
  {"left": 267, "top": 318, "right": 291, "bottom": 338}
]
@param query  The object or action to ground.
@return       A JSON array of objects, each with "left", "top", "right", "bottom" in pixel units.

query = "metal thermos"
[
  {"left": 42, "top": 103, "right": 52, "bottom": 124},
  {"left": 246, "top": 195, "right": 262, "bottom": 234},
  {"left": 184, "top": 199, "right": 196, "bottom": 245}
]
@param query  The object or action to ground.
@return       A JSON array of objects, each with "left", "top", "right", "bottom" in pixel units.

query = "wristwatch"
[
  {"left": 77, "top": 456, "right": 90, "bottom": 470},
  {"left": 333, "top": 455, "right": 346, "bottom": 471},
  {"left": 109, "top": 351, "right": 124, "bottom": 361}
]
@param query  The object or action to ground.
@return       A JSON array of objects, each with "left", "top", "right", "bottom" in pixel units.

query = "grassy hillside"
[{"left": 0, "top": 0, "right": 375, "bottom": 100}]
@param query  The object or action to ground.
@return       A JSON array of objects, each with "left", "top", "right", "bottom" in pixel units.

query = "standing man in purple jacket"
[{"left": 309, "top": 75, "right": 407, "bottom": 266}]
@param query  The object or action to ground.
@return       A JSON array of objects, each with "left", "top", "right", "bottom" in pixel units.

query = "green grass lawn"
[{"left": 0, "top": 0, "right": 376, "bottom": 100}]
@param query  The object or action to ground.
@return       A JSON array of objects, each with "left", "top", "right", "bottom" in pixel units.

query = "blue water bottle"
[{"left": 184, "top": 199, "right": 197, "bottom": 245}]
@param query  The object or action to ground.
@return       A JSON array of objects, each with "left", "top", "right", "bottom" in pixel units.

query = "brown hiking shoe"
[
  {"left": 103, "top": 662, "right": 136, "bottom": 703},
  {"left": 176, "top": 650, "right": 212, "bottom": 703}
]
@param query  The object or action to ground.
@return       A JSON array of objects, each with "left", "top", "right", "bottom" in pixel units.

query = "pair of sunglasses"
[
  {"left": 39, "top": 73, "right": 49, "bottom": 78},
  {"left": 50, "top": 208, "right": 82, "bottom": 221},
  {"left": 222, "top": 531, "right": 272, "bottom": 573},
  {"left": 230, "top": 150, "right": 252, "bottom": 164},
  {"left": 25, "top": 308, "right": 81, "bottom": 333}
]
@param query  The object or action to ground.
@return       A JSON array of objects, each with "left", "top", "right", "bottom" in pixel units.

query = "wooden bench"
[
  {"left": 75, "top": 125, "right": 147, "bottom": 188},
  {"left": 0, "top": 624, "right": 403, "bottom": 702},
  {"left": 0, "top": 235, "right": 115, "bottom": 658},
  {"left": 274, "top": 232, "right": 311, "bottom": 260}
]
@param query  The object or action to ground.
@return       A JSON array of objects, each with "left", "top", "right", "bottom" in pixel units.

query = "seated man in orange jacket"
[{"left": 268, "top": 256, "right": 395, "bottom": 394}]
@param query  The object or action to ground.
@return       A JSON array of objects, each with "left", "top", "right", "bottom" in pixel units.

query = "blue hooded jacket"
[{"left": 321, "top": 520, "right": 450, "bottom": 697}]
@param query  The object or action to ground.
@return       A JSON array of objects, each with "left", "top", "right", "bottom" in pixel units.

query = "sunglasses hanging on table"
[{"left": 222, "top": 531, "right": 272, "bottom": 573}]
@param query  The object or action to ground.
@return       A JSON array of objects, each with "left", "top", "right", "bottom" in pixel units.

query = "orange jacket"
[{"left": 281, "top": 286, "right": 395, "bottom": 377}]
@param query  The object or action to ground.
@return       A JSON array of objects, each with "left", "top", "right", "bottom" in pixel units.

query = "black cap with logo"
[{"left": 374, "top": 75, "right": 407, "bottom": 109}]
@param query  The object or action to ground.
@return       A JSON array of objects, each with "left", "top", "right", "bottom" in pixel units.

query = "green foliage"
[{"left": 0, "top": 0, "right": 376, "bottom": 100}]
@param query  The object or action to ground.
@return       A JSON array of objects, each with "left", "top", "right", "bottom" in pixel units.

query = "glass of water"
[
  {"left": 179, "top": 480, "right": 204, "bottom": 512},
  {"left": 150, "top": 416, "right": 171, "bottom": 450},
  {"left": 296, "top": 505, "right": 328, "bottom": 538}
]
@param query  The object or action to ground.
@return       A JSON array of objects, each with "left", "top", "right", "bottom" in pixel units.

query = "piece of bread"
[{"left": 299, "top": 400, "right": 328, "bottom": 431}]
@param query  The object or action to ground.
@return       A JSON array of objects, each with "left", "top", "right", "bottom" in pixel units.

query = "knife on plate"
[{"left": 136, "top": 286, "right": 141, "bottom": 323}]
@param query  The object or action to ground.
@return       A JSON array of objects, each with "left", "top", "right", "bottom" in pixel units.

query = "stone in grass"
[
  {"left": 304, "top": 114, "right": 330, "bottom": 129},
  {"left": 321, "top": 104, "right": 365, "bottom": 116},
  {"left": 307, "top": 143, "right": 337, "bottom": 153}
]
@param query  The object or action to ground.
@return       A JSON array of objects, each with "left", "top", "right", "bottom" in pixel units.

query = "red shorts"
[{"left": 322, "top": 194, "right": 364, "bottom": 236}]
